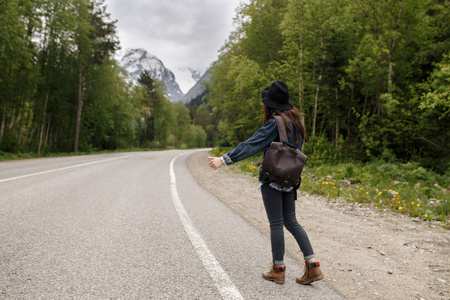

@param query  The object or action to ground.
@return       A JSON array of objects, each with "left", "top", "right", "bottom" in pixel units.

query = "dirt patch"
[{"left": 187, "top": 151, "right": 449, "bottom": 300}]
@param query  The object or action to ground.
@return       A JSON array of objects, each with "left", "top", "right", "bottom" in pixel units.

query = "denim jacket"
[{"left": 221, "top": 117, "right": 303, "bottom": 183}]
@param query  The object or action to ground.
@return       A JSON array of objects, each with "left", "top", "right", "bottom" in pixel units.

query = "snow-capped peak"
[{"left": 117, "top": 48, "right": 184, "bottom": 102}]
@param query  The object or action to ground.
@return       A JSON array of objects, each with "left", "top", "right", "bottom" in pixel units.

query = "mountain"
[
  {"left": 180, "top": 69, "right": 212, "bottom": 105},
  {"left": 117, "top": 48, "right": 184, "bottom": 102},
  {"left": 175, "top": 67, "right": 202, "bottom": 94}
]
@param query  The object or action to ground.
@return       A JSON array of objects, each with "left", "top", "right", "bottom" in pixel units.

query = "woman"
[{"left": 208, "top": 81, "right": 323, "bottom": 285}]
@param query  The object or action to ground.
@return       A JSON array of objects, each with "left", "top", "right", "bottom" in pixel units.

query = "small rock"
[
  {"left": 349, "top": 179, "right": 356, "bottom": 184},
  {"left": 380, "top": 251, "right": 385, "bottom": 256},
  {"left": 368, "top": 279, "right": 374, "bottom": 282},
  {"left": 347, "top": 268, "right": 353, "bottom": 271},
  {"left": 326, "top": 175, "right": 333, "bottom": 181},
  {"left": 388, "top": 270, "right": 393, "bottom": 274},
  {"left": 412, "top": 218, "right": 420, "bottom": 222},
  {"left": 394, "top": 181, "right": 400, "bottom": 185},
  {"left": 339, "top": 180, "right": 352, "bottom": 186},
  {"left": 367, "top": 246, "right": 372, "bottom": 249},
  {"left": 437, "top": 278, "right": 447, "bottom": 283}
]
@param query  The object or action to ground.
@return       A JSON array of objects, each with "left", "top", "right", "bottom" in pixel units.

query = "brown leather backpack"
[{"left": 261, "top": 115, "right": 307, "bottom": 188}]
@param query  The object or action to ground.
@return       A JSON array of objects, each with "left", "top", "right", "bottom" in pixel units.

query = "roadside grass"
[
  {"left": 210, "top": 148, "right": 450, "bottom": 228},
  {"left": 0, "top": 148, "right": 156, "bottom": 161}
]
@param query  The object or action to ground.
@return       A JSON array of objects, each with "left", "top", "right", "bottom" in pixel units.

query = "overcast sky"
[{"left": 105, "top": 0, "right": 243, "bottom": 92}]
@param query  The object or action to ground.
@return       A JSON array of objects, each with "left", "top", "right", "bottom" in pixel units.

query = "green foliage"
[
  {"left": 419, "top": 53, "right": 450, "bottom": 117},
  {"left": 206, "top": 0, "right": 449, "bottom": 174},
  {"left": 206, "top": 0, "right": 449, "bottom": 224},
  {"left": 0, "top": 0, "right": 207, "bottom": 154},
  {"left": 223, "top": 149, "right": 449, "bottom": 227}
]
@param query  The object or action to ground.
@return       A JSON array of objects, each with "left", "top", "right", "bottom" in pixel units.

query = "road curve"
[{"left": 0, "top": 150, "right": 345, "bottom": 299}]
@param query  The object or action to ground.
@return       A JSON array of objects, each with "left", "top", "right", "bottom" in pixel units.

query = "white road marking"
[
  {"left": 0, "top": 154, "right": 138, "bottom": 183},
  {"left": 169, "top": 155, "right": 244, "bottom": 300}
]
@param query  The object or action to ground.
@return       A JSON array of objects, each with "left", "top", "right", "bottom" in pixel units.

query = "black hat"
[{"left": 261, "top": 81, "right": 293, "bottom": 111}]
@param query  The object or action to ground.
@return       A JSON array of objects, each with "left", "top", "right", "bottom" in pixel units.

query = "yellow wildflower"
[
  {"left": 366, "top": 191, "right": 369, "bottom": 194},
  {"left": 411, "top": 202, "right": 415, "bottom": 205},
  {"left": 378, "top": 192, "right": 382, "bottom": 196},
  {"left": 417, "top": 203, "right": 421, "bottom": 207},
  {"left": 398, "top": 207, "right": 402, "bottom": 210},
  {"left": 425, "top": 214, "right": 428, "bottom": 218}
]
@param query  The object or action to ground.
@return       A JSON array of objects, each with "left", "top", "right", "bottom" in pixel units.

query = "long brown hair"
[{"left": 263, "top": 105, "right": 307, "bottom": 144}]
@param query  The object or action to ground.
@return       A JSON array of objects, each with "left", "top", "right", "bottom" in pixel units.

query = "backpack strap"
[{"left": 273, "top": 115, "right": 288, "bottom": 143}]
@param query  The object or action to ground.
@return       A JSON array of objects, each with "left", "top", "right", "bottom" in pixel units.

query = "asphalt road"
[{"left": 0, "top": 150, "right": 345, "bottom": 299}]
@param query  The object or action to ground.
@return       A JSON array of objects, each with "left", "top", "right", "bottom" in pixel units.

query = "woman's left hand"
[{"left": 208, "top": 156, "right": 223, "bottom": 170}]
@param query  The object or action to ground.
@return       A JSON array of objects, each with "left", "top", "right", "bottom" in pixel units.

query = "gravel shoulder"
[{"left": 187, "top": 151, "right": 449, "bottom": 300}]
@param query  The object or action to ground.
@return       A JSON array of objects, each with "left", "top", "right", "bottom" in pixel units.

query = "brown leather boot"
[
  {"left": 296, "top": 261, "right": 324, "bottom": 285},
  {"left": 262, "top": 264, "right": 286, "bottom": 284}
]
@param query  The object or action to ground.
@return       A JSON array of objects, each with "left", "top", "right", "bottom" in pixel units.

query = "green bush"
[{"left": 214, "top": 147, "right": 449, "bottom": 228}]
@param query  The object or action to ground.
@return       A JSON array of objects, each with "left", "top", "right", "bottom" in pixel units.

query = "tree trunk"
[
  {"left": 28, "top": 125, "right": 35, "bottom": 145},
  {"left": 18, "top": 95, "right": 26, "bottom": 145},
  {"left": 0, "top": 101, "right": 6, "bottom": 148},
  {"left": 38, "top": 89, "right": 49, "bottom": 154},
  {"left": 298, "top": 26, "right": 305, "bottom": 129},
  {"left": 347, "top": 85, "right": 354, "bottom": 138},
  {"left": 335, "top": 88, "right": 339, "bottom": 149},
  {"left": 22, "top": 95, "right": 34, "bottom": 146},
  {"left": 9, "top": 102, "right": 16, "bottom": 130},
  {"left": 312, "top": 81, "right": 320, "bottom": 137},
  {"left": 312, "top": 36, "right": 326, "bottom": 137},
  {"left": 44, "top": 115, "right": 51, "bottom": 150},
  {"left": 0, "top": 64, "right": 12, "bottom": 148},
  {"left": 74, "top": 61, "right": 83, "bottom": 152},
  {"left": 388, "top": 7, "right": 402, "bottom": 93}
]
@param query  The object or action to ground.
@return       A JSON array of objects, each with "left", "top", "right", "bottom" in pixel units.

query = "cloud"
[{"left": 106, "top": 0, "right": 241, "bottom": 75}]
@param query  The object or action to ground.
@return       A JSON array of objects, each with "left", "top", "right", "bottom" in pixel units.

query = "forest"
[
  {"left": 1, "top": 0, "right": 449, "bottom": 176},
  {"left": 207, "top": 0, "right": 449, "bottom": 174},
  {"left": 0, "top": 0, "right": 207, "bottom": 155}
]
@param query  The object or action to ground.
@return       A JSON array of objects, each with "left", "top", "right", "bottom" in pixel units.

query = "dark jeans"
[{"left": 261, "top": 183, "right": 315, "bottom": 264}]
